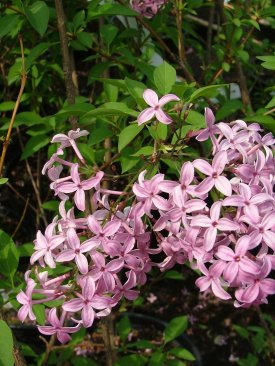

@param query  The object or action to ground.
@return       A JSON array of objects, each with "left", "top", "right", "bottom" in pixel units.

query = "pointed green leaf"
[
  {"left": 170, "top": 348, "right": 196, "bottom": 361},
  {"left": 0, "top": 230, "right": 19, "bottom": 280},
  {"left": 118, "top": 124, "right": 144, "bottom": 152},
  {"left": 189, "top": 84, "right": 227, "bottom": 101},
  {"left": 164, "top": 316, "right": 188, "bottom": 344},
  {"left": 154, "top": 62, "right": 177, "bottom": 94},
  {"left": 25, "top": 1, "right": 49, "bottom": 37},
  {"left": 0, "top": 14, "right": 20, "bottom": 38},
  {"left": 0, "top": 320, "right": 14, "bottom": 366},
  {"left": 21, "top": 135, "right": 49, "bottom": 159}
]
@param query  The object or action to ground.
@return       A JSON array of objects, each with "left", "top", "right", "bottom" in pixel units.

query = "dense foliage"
[{"left": 0, "top": 0, "right": 275, "bottom": 365}]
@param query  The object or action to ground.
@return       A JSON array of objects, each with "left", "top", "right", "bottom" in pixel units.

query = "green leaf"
[
  {"left": 165, "top": 360, "right": 186, "bottom": 366},
  {"left": 257, "top": 56, "right": 275, "bottom": 70},
  {"left": 82, "top": 103, "right": 138, "bottom": 120},
  {"left": 41, "top": 200, "right": 59, "bottom": 212},
  {"left": 88, "top": 4, "right": 137, "bottom": 18},
  {"left": 25, "top": 1, "right": 49, "bottom": 37},
  {"left": 115, "top": 354, "right": 147, "bottom": 366},
  {"left": 164, "top": 316, "right": 188, "bottom": 344},
  {"left": 104, "top": 83, "right": 118, "bottom": 102},
  {"left": 77, "top": 32, "right": 93, "bottom": 49},
  {"left": 121, "top": 149, "right": 140, "bottom": 173},
  {"left": 222, "top": 62, "right": 230, "bottom": 72},
  {"left": 33, "top": 304, "right": 45, "bottom": 325},
  {"left": 216, "top": 99, "right": 243, "bottom": 120},
  {"left": 185, "top": 110, "right": 205, "bottom": 128},
  {"left": 163, "top": 270, "right": 185, "bottom": 280},
  {"left": 21, "top": 135, "right": 49, "bottom": 159},
  {"left": 236, "top": 50, "right": 249, "bottom": 63},
  {"left": 170, "top": 348, "right": 195, "bottom": 361},
  {"left": 8, "top": 59, "right": 22, "bottom": 85},
  {"left": 127, "top": 340, "right": 156, "bottom": 349},
  {"left": 233, "top": 325, "right": 249, "bottom": 339},
  {"left": 77, "top": 143, "right": 95, "bottom": 164},
  {"left": 118, "top": 124, "right": 143, "bottom": 152},
  {"left": 0, "top": 178, "right": 8, "bottom": 185},
  {"left": 149, "top": 351, "right": 166, "bottom": 366},
  {"left": 0, "top": 230, "right": 19, "bottom": 280},
  {"left": 15, "top": 112, "right": 43, "bottom": 127},
  {"left": 88, "top": 122, "right": 113, "bottom": 145},
  {"left": 17, "top": 243, "right": 34, "bottom": 257},
  {"left": 26, "top": 42, "right": 51, "bottom": 70},
  {"left": 100, "top": 24, "right": 118, "bottom": 47},
  {"left": 0, "top": 101, "right": 16, "bottom": 112},
  {"left": 71, "top": 356, "right": 98, "bottom": 366},
  {"left": 189, "top": 84, "right": 227, "bottom": 101},
  {"left": 244, "top": 115, "right": 275, "bottom": 133},
  {"left": 154, "top": 62, "right": 177, "bottom": 94},
  {"left": 125, "top": 78, "right": 147, "bottom": 107},
  {"left": 266, "top": 96, "right": 275, "bottom": 109},
  {"left": 131, "top": 146, "right": 154, "bottom": 156},
  {"left": 0, "top": 320, "right": 14, "bottom": 366},
  {"left": 117, "top": 315, "right": 131, "bottom": 342},
  {"left": 0, "top": 14, "right": 20, "bottom": 38}
]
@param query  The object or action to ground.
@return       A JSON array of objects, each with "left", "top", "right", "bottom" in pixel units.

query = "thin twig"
[
  {"left": 12, "top": 197, "right": 29, "bottom": 238},
  {"left": 0, "top": 35, "right": 27, "bottom": 177},
  {"left": 175, "top": 0, "right": 186, "bottom": 62},
  {"left": 7, "top": 183, "right": 37, "bottom": 213},
  {"left": 16, "top": 128, "right": 48, "bottom": 227},
  {"left": 55, "top": 0, "right": 78, "bottom": 129},
  {"left": 235, "top": 59, "right": 253, "bottom": 113}
]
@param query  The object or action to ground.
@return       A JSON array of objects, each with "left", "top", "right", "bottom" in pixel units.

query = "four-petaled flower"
[
  {"left": 38, "top": 308, "right": 81, "bottom": 343},
  {"left": 137, "top": 89, "right": 179, "bottom": 125}
]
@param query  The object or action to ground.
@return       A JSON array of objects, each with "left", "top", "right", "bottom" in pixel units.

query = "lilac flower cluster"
[
  {"left": 17, "top": 129, "right": 155, "bottom": 343},
  {"left": 133, "top": 107, "right": 275, "bottom": 307},
  {"left": 17, "top": 95, "right": 275, "bottom": 343},
  {"left": 130, "top": 0, "right": 168, "bottom": 18}
]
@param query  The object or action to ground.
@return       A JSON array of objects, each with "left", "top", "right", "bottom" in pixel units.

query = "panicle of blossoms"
[
  {"left": 130, "top": 0, "right": 168, "bottom": 18},
  {"left": 17, "top": 110, "right": 275, "bottom": 343},
  {"left": 132, "top": 108, "right": 275, "bottom": 307},
  {"left": 18, "top": 128, "right": 156, "bottom": 342}
]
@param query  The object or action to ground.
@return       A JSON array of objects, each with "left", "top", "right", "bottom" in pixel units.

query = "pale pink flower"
[
  {"left": 38, "top": 308, "right": 81, "bottom": 343},
  {"left": 55, "top": 164, "right": 104, "bottom": 211},
  {"left": 62, "top": 277, "right": 112, "bottom": 328},
  {"left": 56, "top": 228, "right": 99, "bottom": 274},
  {"left": 137, "top": 89, "right": 179, "bottom": 125},
  {"left": 191, "top": 201, "right": 239, "bottom": 251},
  {"left": 194, "top": 151, "right": 232, "bottom": 196},
  {"left": 51, "top": 129, "right": 89, "bottom": 163}
]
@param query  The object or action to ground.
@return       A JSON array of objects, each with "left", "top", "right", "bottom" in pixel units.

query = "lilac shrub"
[{"left": 17, "top": 90, "right": 275, "bottom": 343}]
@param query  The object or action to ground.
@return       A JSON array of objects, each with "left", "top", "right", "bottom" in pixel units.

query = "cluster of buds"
[
  {"left": 130, "top": 0, "right": 168, "bottom": 18},
  {"left": 17, "top": 89, "right": 275, "bottom": 343}
]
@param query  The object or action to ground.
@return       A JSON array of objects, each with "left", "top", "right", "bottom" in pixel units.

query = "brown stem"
[
  {"left": 12, "top": 197, "right": 29, "bottom": 238},
  {"left": 206, "top": 6, "right": 215, "bottom": 64},
  {"left": 0, "top": 311, "right": 27, "bottom": 366},
  {"left": 7, "top": 183, "right": 37, "bottom": 213},
  {"left": 101, "top": 315, "right": 117, "bottom": 366},
  {"left": 138, "top": 15, "right": 195, "bottom": 83},
  {"left": 16, "top": 128, "right": 48, "bottom": 227},
  {"left": 0, "top": 35, "right": 27, "bottom": 177},
  {"left": 175, "top": 0, "right": 186, "bottom": 62},
  {"left": 216, "top": 0, "right": 227, "bottom": 25},
  {"left": 55, "top": 0, "right": 77, "bottom": 129},
  {"left": 235, "top": 59, "right": 253, "bottom": 113}
]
